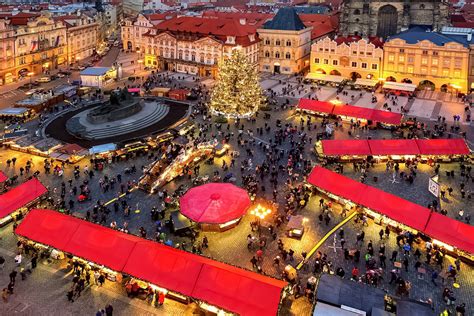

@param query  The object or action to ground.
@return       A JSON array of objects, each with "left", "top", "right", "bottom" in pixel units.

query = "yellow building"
[
  {"left": 0, "top": 18, "right": 16, "bottom": 85},
  {"left": 309, "top": 36, "right": 383, "bottom": 81},
  {"left": 383, "top": 29, "right": 470, "bottom": 93},
  {"left": 258, "top": 8, "right": 313, "bottom": 74},
  {"left": 14, "top": 14, "right": 67, "bottom": 77}
]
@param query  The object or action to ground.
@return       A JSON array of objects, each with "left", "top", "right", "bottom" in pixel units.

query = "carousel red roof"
[
  {"left": 16, "top": 209, "right": 287, "bottom": 315},
  {"left": 0, "top": 178, "right": 47, "bottom": 219},
  {"left": 179, "top": 183, "right": 251, "bottom": 224}
]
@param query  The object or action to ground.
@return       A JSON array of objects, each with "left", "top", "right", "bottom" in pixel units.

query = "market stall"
[
  {"left": 382, "top": 82, "right": 417, "bottom": 97},
  {"left": 0, "top": 178, "right": 47, "bottom": 226},
  {"left": 16, "top": 209, "right": 288, "bottom": 316},
  {"left": 305, "top": 73, "right": 347, "bottom": 87},
  {"left": 307, "top": 166, "right": 474, "bottom": 261},
  {"left": 353, "top": 78, "right": 379, "bottom": 90},
  {"left": 317, "top": 139, "right": 470, "bottom": 161},
  {"left": 179, "top": 183, "right": 251, "bottom": 232},
  {"left": 286, "top": 215, "right": 305, "bottom": 239},
  {"left": 150, "top": 87, "right": 171, "bottom": 97},
  {"left": 297, "top": 99, "right": 403, "bottom": 127},
  {"left": 168, "top": 89, "right": 189, "bottom": 101},
  {"left": 50, "top": 143, "right": 88, "bottom": 163}
]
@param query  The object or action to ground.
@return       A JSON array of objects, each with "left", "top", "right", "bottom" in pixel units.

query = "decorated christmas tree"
[{"left": 209, "top": 48, "right": 264, "bottom": 118}]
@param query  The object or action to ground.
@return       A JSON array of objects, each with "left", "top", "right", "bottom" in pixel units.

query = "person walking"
[
  {"left": 105, "top": 304, "right": 114, "bottom": 316},
  {"left": 9, "top": 270, "right": 17, "bottom": 284}
]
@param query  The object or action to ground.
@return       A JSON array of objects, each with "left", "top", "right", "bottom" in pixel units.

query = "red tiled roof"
[
  {"left": 144, "top": 12, "right": 177, "bottom": 21},
  {"left": 334, "top": 35, "right": 384, "bottom": 48},
  {"left": 0, "top": 12, "right": 40, "bottom": 25},
  {"left": 154, "top": 16, "right": 259, "bottom": 46},
  {"left": 299, "top": 14, "right": 338, "bottom": 39},
  {"left": 202, "top": 10, "right": 272, "bottom": 27}
]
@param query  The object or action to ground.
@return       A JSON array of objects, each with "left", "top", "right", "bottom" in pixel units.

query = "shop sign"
[{"left": 428, "top": 175, "right": 439, "bottom": 197}]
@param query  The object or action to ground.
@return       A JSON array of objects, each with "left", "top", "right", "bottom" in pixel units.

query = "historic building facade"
[
  {"left": 339, "top": 0, "right": 449, "bottom": 38},
  {"left": 136, "top": 17, "right": 259, "bottom": 78},
  {"left": 0, "top": 19, "right": 16, "bottom": 85},
  {"left": 310, "top": 36, "right": 383, "bottom": 80},
  {"left": 382, "top": 29, "right": 470, "bottom": 93},
  {"left": 57, "top": 15, "right": 99, "bottom": 64},
  {"left": 257, "top": 8, "right": 312, "bottom": 74},
  {"left": 13, "top": 14, "right": 67, "bottom": 77}
]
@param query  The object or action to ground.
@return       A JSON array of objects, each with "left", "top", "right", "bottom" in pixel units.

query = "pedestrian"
[
  {"left": 105, "top": 304, "right": 113, "bottom": 316},
  {"left": 250, "top": 256, "right": 258, "bottom": 269},
  {"left": 9, "top": 270, "right": 17, "bottom": 284},
  {"left": 351, "top": 266, "right": 359, "bottom": 280},
  {"left": 98, "top": 273, "right": 105, "bottom": 287},
  {"left": 158, "top": 291, "right": 165, "bottom": 306},
  {"left": 403, "top": 257, "right": 409, "bottom": 272},
  {"left": 379, "top": 229, "right": 384, "bottom": 240},
  {"left": 431, "top": 270, "right": 438, "bottom": 286}
]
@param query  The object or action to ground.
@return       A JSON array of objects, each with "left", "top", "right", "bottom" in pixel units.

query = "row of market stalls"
[
  {"left": 307, "top": 166, "right": 474, "bottom": 263},
  {"left": 316, "top": 138, "right": 471, "bottom": 161},
  {"left": 0, "top": 177, "right": 47, "bottom": 226},
  {"left": 297, "top": 99, "right": 403, "bottom": 127},
  {"left": 14, "top": 84, "right": 78, "bottom": 112},
  {"left": 15, "top": 209, "right": 287, "bottom": 316}
]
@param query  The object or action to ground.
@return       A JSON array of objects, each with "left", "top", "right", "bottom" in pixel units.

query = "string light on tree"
[{"left": 209, "top": 47, "right": 265, "bottom": 118}]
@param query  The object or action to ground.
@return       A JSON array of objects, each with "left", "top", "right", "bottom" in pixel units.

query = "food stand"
[
  {"left": 50, "top": 143, "right": 88, "bottom": 163},
  {"left": 305, "top": 73, "right": 347, "bottom": 87},
  {"left": 382, "top": 82, "right": 417, "bottom": 97},
  {"left": 150, "top": 87, "right": 171, "bottom": 97},
  {"left": 286, "top": 215, "right": 305, "bottom": 239}
]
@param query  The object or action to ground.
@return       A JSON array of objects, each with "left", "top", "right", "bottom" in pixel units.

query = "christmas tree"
[{"left": 209, "top": 48, "right": 264, "bottom": 118}]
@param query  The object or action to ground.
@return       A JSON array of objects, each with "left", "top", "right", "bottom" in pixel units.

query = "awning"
[
  {"left": 89, "top": 143, "right": 117, "bottom": 155},
  {"left": 368, "top": 139, "right": 420, "bottom": 156},
  {"left": 0, "top": 171, "right": 7, "bottom": 183},
  {"left": 305, "top": 73, "right": 346, "bottom": 83},
  {"left": 416, "top": 139, "right": 470, "bottom": 155},
  {"left": 179, "top": 183, "right": 251, "bottom": 224},
  {"left": 307, "top": 167, "right": 367, "bottom": 204},
  {"left": 332, "top": 105, "right": 375, "bottom": 121},
  {"left": 383, "top": 82, "right": 417, "bottom": 92},
  {"left": 321, "top": 140, "right": 371, "bottom": 156},
  {"left": 16, "top": 209, "right": 287, "bottom": 315},
  {"left": 297, "top": 99, "right": 334, "bottom": 114},
  {"left": 0, "top": 178, "right": 47, "bottom": 219},
  {"left": 0, "top": 107, "right": 30, "bottom": 116},
  {"left": 424, "top": 213, "right": 474, "bottom": 254},
  {"left": 369, "top": 109, "right": 403, "bottom": 126},
  {"left": 354, "top": 78, "right": 378, "bottom": 87},
  {"left": 359, "top": 186, "right": 432, "bottom": 232}
]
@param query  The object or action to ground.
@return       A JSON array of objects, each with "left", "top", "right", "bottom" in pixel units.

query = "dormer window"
[
  {"left": 249, "top": 34, "right": 255, "bottom": 42},
  {"left": 226, "top": 36, "right": 235, "bottom": 44}
]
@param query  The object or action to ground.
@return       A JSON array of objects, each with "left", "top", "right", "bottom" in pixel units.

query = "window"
[
  {"left": 422, "top": 50, "right": 428, "bottom": 55},
  {"left": 443, "top": 58, "right": 450, "bottom": 67},
  {"left": 421, "top": 58, "right": 428, "bottom": 65},
  {"left": 399, "top": 49, "right": 405, "bottom": 53},
  {"left": 275, "top": 40, "right": 281, "bottom": 46},
  {"left": 324, "top": 59, "right": 329, "bottom": 64},
  {"left": 351, "top": 61, "right": 357, "bottom": 67},
  {"left": 454, "top": 70, "right": 461, "bottom": 78},
  {"left": 286, "top": 40, "right": 291, "bottom": 47},
  {"left": 388, "top": 54, "right": 395, "bottom": 62},
  {"left": 265, "top": 39, "right": 270, "bottom": 45},
  {"left": 332, "top": 60, "right": 338, "bottom": 66},
  {"left": 371, "top": 64, "right": 378, "bottom": 70},
  {"left": 354, "top": 9, "right": 360, "bottom": 15},
  {"left": 361, "top": 62, "right": 367, "bottom": 69},
  {"left": 367, "top": 52, "right": 372, "bottom": 56},
  {"left": 432, "top": 58, "right": 438, "bottom": 66},
  {"left": 433, "top": 51, "right": 439, "bottom": 56},
  {"left": 442, "top": 69, "right": 449, "bottom": 77},
  {"left": 275, "top": 52, "right": 280, "bottom": 58},
  {"left": 265, "top": 51, "right": 270, "bottom": 58},
  {"left": 352, "top": 51, "right": 357, "bottom": 55},
  {"left": 286, "top": 52, "right": 291, "bottom": 59},
  {"left": 431, "top": 68, "right": 437, "bottom": 75},
  {"left": 407, "top": 66, "right": 414, "bottom": 73},
  {"left": 407, "top": 56, "right": 414, "bottom": 63},
  {"left": 19, "top": 56, "right": 26, "bottom": 65},
  {"left": 454, "top": 58, "right": 462, "bottom": 68},
  {"left": 315, "top": 58, "right": 320, "bottom": 64},
  {"left": 399, "top": 55, "right": 405, "bottom": 62}
]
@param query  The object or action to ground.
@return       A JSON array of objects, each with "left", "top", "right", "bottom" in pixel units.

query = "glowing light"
[
  {"left": 250, "top": 204, "right": 272, "bottom": 220},
  {"left": 329, "top": 99, "right": 342, "bottom": 105}
]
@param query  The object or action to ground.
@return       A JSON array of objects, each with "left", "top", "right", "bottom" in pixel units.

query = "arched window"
[
  {"left": 265, "top": 39, "right": 270, "bottom": 45},
  {"left": 265, "top": 51, "right": 270, "bottom": 58},
  {"left": 286, "top": 40, "right": 291, "bottom": 47},
  {"left": 275, "top": 40, "right": 281, "bottom": 46},
  {"left": 275, "top": 52, "right": 280, "bottom": 58},
  {"left": 285, "top": 52, "right": 291, "bottom": 59}
]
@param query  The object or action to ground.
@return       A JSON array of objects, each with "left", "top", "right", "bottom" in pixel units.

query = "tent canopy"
[
  {"left": 332, "top": 104, "right": 373, "bottom": 120},
  {"left": 383, "top": 82, "right": 417, "bottom": 92},
  {"left": 297, "top": 99, "right": 334, "bottom": 114},
  {"left": 368, "top": 139, "right": 420, "bottom": 156},
  {"left": 305, "top": 73, "right": 346, "bottom": 83},
  {"left": 179, "top": 183, "right": 251, "bottom": 224},
  {"left": 369, "top": 109, "right": 403, "bottom": 126},
  {"left": 416, "top": 139, "right": 470, "bottom": 155},
  {"left": 424, "top": 213, "right": 474, "bottom": 254},
  {"left": 321, "top": 139, "right": 371, "bottom": 156},
  {"left": 16, "top": 209, "right": 287, "bottom": 315},
  {"left": 0, "top": 178, "right": 47, "bottom": 219},
  {"left": 354, "top": 78, "right": 378, "bottom": 87}
]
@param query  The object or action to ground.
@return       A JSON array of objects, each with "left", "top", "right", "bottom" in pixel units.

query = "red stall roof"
[
  {"left": 415, "top": 139, "right": 470, "bottom": 155},
  {"left": 321, "top": 139, "right": 371, "bottom": 156},
  {"left": 0, "top": 171, "right": 7, "bottom": 183},
  {"left": 0, "top": 178, "right": 47, "bottom": 219},
  {"left": 359, "top": 186, "right": 432, "bottom": 232},
  {"left": 369, "top": 109, "right": 403, "bottom": 126},
  {"left": 297, "top": 99, "right": 334, "bottom": 114},
  {"left": 424, "top": 213, "right": 474, "bottom": 254},
  {"left": 17, "top": 210, "right": 287, "bottom": 315},
  {"left": 332, "top": 104, "right": 373, "bottom": 121},
  {"left": 307, "top": 166, "right": 368, "bottom": 204},
  {"left": 368, "top": 139, "right": 420, "bottom": 156}
]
